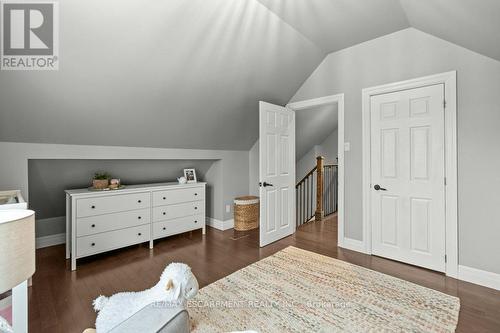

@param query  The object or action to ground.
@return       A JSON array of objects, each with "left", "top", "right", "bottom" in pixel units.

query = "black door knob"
[
  {"left": 260, "top": 182, "right": 273, "bottom": 187},
  {"left": 138, "top": 233, "right": 142, "bottom": 236},
  {"left": 91, "top": 242, "right": 95, "bottom": 246},
  {"left": 374, "top": 184, "right": 387, "bottom": 191},
  {"left": 138, "top": 216, "right": 141, "bottom": 219},
  {"left": 163, "top": 227, "right": 166, "bottom": 230},
  {"left": 91, "top": 224, "right": 95, "bottom": 228},
  {"left": 163, "top": 212, "right": 166, "bottom": 215},
  {"left": 138, "top": 200, "right": 141, "bottom": 203},
  {"left": 91, "top": 205, "right": 95, "bottom": 209}
]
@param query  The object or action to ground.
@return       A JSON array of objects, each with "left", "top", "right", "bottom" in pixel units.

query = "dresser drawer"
[
  {"left": 76, "top": 192, "right": 150, "bottom": 217},
  {"left": 152, "top": 201, "right": 204, "bottom": 222},
  {"left": 76, "top": 208, "right": 150, "bottom": 237},
  {"left": 152, "top": 187, "right": 204, "bottom": 206},
  {"left": 76, "top": 224, "right": 150, "bottom": 257},
  {"left": 153, "top": 215, "right": 204, "bottom": 239}
]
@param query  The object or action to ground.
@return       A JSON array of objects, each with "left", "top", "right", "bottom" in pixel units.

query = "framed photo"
[{"left": 183, "top": 168, "right": 197, "bottom": 183}]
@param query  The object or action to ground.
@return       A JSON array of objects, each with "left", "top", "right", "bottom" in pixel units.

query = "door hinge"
[
  {"left": 445, "top": 254, "right": 447, "bottom": 263},
  {"left": 443, "top": 100, "right": 447, "bottom": 109},
  {"left": 444, "top": 177, "right": 447, "bottom": 186}
]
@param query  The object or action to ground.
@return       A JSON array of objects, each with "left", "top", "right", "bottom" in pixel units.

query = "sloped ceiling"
[
  {"left": 296, "top": 103, "right": 338, "bottom": 161},
  {"left": 1, "top": 0, "right": 498, "bottom": 151},
  {"left": 0, "top": 0, "right": 324, "bottom": 150},
  {"left": 256, "top": 0, "right": 410, "bottom": 53},
  {"left": 399, "top": 0, "right": 500, "bottom": 61}
]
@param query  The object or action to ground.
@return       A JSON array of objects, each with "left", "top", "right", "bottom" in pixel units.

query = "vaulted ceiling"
[{"left": 1, "top": 0, "right": 498, "bottom": 150}]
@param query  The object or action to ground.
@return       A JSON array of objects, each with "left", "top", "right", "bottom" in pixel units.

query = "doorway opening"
[
  {"left": 257, "top": 95, "right": 344, "bottom": 247},
  {"left": 287, "top": 94, "right": 345, "bottom": 241},
  {"left": 294, "top": 102, "right": 339, "bottom": 226}
]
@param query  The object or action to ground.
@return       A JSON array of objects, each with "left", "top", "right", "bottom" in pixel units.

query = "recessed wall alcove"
[{"left": 28, "top": 159, "right": 219, "bottom": 238}]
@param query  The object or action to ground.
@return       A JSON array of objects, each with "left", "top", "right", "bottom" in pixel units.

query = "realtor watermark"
[{"left": 0, "top": 0, "right": 58, "bottom": 70}]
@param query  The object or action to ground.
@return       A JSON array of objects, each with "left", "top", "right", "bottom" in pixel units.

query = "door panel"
[
  {"left": 259, "top": 102, "right": 295, "bottom": 247},
  {"left": 371, "top": 84, "right": 445, "bottom": 272}
]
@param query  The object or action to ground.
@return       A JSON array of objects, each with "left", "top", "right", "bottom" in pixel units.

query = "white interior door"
[
  {"left": 259, "top": 101, "right": 295, "bottom": 247},
  {"left": 370, "top": 84, "right": 446, "bottom": 272}
]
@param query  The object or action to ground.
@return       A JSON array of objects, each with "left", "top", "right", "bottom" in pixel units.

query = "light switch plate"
[{"left": 344, "top": 142, "right": 351, "bottom": 151}]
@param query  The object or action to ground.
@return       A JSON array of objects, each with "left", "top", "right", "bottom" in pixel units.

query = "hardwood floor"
[{"left": 29, "top": 214, "right": 500, "bottom": 332}]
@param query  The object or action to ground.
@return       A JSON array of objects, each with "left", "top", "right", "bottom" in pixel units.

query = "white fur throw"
[
  {"left": 92, "top": 263, "right": 198, "bottom": 333},
  {"left": 0, "top": 316, "right": 12, "bottom": 333}
]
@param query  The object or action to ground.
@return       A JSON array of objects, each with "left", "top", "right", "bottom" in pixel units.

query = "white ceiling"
[
  {"left": 296, "top": 103, "right": 338, "bottom": 161},
  {"left": 399, "top": 0, "right": 500, "bottom": 61},
  {"left": 1, "top": 0, "right": 498, "bottom": 150},
  {"left": 258, "top": 0, "right": 500, "bottom": 61},
  {"left": 257, "top": 0, "right": 410, "bottom": 53},
  {"left": 0, "top": 0, "right": 325, "bottom": 150}
]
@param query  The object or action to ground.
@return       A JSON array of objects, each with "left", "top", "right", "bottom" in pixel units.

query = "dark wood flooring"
[{"left": 29, "top": 215, "right": 500, "bottom": 332}]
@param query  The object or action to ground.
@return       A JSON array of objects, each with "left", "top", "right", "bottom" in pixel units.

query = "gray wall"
[
  {"left": 28, "top": 159, "right": 217, "bottom": 237},
  {"left": 290, "top": 28, "right": 500, "bottom": 274},
  {"left": 0, "top": 142, "right": 249, "bottom": 236},
  {"left": 248, "top": 141, "right": 259, "bottom": 197}
]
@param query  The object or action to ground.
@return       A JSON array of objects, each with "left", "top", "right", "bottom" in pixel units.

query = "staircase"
[{"left": 296, "top": 156, "right": 338, "bottom": 226}]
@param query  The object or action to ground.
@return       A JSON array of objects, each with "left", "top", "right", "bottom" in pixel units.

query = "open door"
[{"left": 259, "top": 101, "right": 295, "bottom": 247}]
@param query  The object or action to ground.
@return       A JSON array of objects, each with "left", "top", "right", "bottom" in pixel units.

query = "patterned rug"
[{"left": 189, "top": 246, "right": 460, "bottom": 333}]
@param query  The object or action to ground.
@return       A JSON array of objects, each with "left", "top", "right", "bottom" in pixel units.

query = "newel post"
[{"left": 315, "top": 156, "right": 324, "bottom": 221}]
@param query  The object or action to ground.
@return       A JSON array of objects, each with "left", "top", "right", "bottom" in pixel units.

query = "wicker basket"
[{"left": 234, "top": 196, "right": 259, "bottom": 231}]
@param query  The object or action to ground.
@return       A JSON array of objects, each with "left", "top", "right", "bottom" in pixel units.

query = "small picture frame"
[{"left": 183, "top": 168, "right": 197, "bottom": 183}]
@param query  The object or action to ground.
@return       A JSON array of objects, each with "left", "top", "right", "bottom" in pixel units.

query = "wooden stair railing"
[
  {"left": 323, "top": 164, "right": 338, "bottom": 217},
  {"left": 296, "top": 156, "right": 338, "bottom": 226},
  {"left": 295, "top": 165, "right": 317, "bottom": 226}
]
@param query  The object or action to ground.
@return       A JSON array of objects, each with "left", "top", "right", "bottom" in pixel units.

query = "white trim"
[
  {"left": 36, "top": 216, "right": 66, "bottom": 249},
  {"left": 12, "top": 280, "right": 28, "bottom": 333},
  {"left": 361, "top": 71, "right": 458, "bottom": 277},
  {"left": 36, "top": 233, "right": 66, "bottom": 249},
  {"left": 205, "top": 217, "right": 234, "bottom": 231},
  {"left": 458, "top": 265, "right": 500, "bottom": 291},
  {"left": 287, "top": 94, "right": 345, "bottom": 248},
  {"left": 341, "top": 237, "right": 366, "bottom": 253}
]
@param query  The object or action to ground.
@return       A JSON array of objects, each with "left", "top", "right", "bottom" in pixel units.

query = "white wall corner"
[
  {"left": 458, "top": 265, "right": 500, "bottom": 291},
  {"left": 36, "top": 233, "right": 66, "bottom": 249},
  {"left": 206, "top": 217, "right": 234, "bottom": 231}
]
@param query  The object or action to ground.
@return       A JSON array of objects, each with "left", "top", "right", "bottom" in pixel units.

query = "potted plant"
[{"left": 93, "top": 172, "right": 111, "bottom": 189}]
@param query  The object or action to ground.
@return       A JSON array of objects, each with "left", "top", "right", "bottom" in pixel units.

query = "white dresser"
[{"left": 65, "top": 182, "right": 206, "bottom": 270}]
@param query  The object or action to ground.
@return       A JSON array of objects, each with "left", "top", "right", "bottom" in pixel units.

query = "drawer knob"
[
  {"left": 138, "top": 200, "right": 142, "bottom": 203},
  {"left": 91, "top": 224, "right": 96, "bottom": 228},
  {"left": 162, "top": 212, "right": 166, "bottom": 215},
  {"left": 138, "top": 233, "right": 142, "bottom": 236},
  {"left": 91, "top": 205, "right": 95, "bottom": 209},
  {"left": 163, "top": 197, "right": 166, "bottom": 200},
  {"left": 194, "top": 220, "right": 198, "bottom": 223},
  {"left": 194, "top": 193, "right": 198, "bottom": 196},
  {"left": 194, "top": 207, "right": 198, "bottom": 210},
  {"left": 91, "top": 242, "right": 95, "bottom": 246},
  {"left": 138, "top": 216, "right": 141, "bottom": 219},
  {"left": 162, "top": 227, "right": 166, "bottom": 230}
]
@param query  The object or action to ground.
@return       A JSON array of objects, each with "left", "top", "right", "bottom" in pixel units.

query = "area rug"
[{"left": 189, "top": 246, "right": 460, "bottom": 332}]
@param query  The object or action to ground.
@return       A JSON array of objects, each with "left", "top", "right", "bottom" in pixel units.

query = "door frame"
[
  {"left": 361, "top": 71, "right": 458, "bottom": 278},
  {"left": 287, "top": 93, "right": 345, "bottom": 245}
]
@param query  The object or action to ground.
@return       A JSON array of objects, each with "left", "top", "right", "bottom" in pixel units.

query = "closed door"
[
  {"left": 259, "top": 101, "right": 295, "bottom": 247},
  {"left": 370, "top": 84, "right": 445, "bottom": 272}
]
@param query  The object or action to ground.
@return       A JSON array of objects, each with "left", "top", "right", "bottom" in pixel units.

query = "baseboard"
[
  {"left": 206, "top": 217, "right": 234, "bottom": 231},
  {"left": 339, "top": 237, "right": 366, "bottom": 253},
  {"left": 36, "top": 232, "right": 65, "bottom": 249},
  {"left": 458, "top": 265, "right": 500, "bottom": 291}
]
